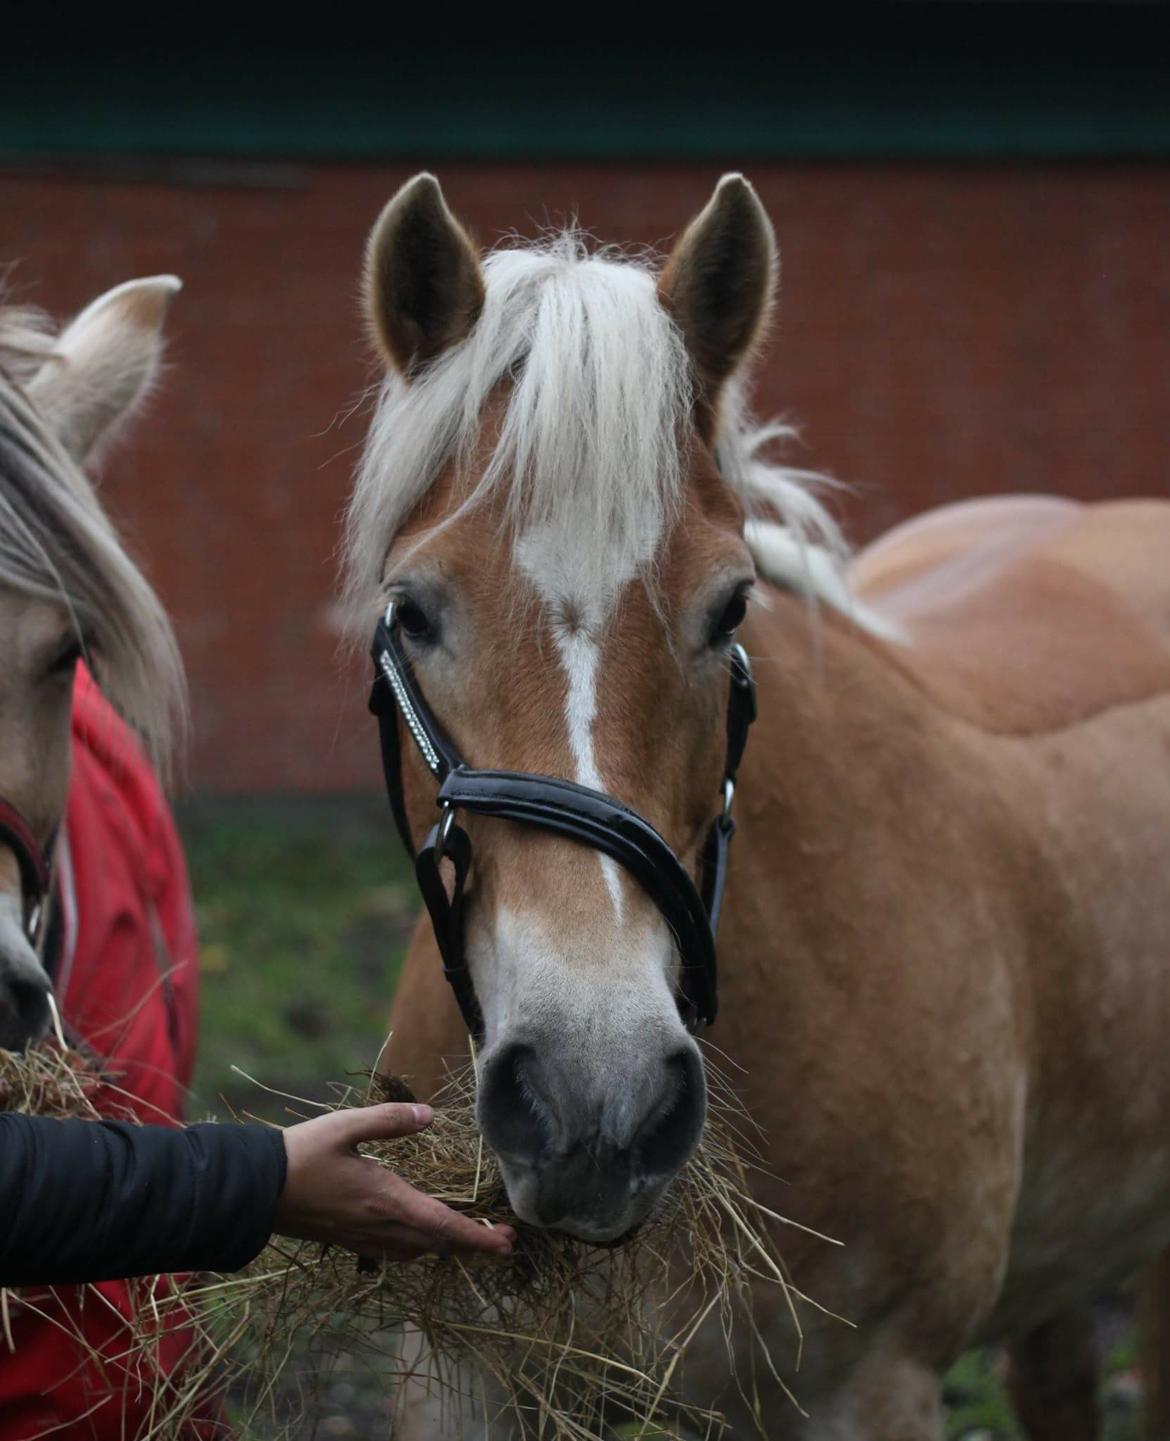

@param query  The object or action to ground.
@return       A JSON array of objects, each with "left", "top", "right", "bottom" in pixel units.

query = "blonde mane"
[
  {"left": 345, "top": 233, "right": 871, "bottom": 627},
  {"left": 0, "top": 306, "right": 185, "bottom": 774}
]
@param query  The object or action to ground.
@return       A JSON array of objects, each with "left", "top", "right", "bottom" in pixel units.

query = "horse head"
[
  {"left": 350, "top": 173, "right": 806, "bottom": 1241},
  {"left": 0, "top": 277, "right": 183, "bottom": 1048}
]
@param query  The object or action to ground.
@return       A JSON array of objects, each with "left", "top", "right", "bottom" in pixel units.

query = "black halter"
[
  {"left": 369, "top": 603, "right": 757, "bottom": 1043},
  {"left": 0, "top": 797, "right": 52, "bottom": 944}
]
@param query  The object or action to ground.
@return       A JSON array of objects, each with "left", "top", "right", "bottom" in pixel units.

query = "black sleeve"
[{"left": 0, "top": 1114, "right": 287, "bottom": 1286}]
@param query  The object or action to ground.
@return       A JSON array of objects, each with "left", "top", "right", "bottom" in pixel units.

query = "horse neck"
[
  {"left": 738, "top": 589, "right": 951, "bottom": 829},
  {"left": 727, "top": 587, "right": 1004, "bottom": 975},
  {"left": 719, "top": 587, "right": 1024, "bottom": 1104}
]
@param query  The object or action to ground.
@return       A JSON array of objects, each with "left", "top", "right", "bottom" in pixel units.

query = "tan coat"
[{"left": 386, "top": 495, "right": 1170, "bottom": 1438}]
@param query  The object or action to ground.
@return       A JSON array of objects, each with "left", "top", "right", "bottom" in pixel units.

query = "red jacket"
[{"left": 0, "top": 668, "right": 205, "bottom": 1440}]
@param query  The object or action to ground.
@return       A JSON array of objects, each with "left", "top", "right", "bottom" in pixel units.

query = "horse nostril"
[
  {"left": 634, "top": 1048, "right": 707, "bottom": 1180},
  {"left": 15, "top": 971, "right": 51, "bottom": 1029},
  {"left": 478, "top": 1043, "right": 555, "bottom": 1163},
  {"left": 0, "top": 972, "right": 52, "bottom": 1050}
]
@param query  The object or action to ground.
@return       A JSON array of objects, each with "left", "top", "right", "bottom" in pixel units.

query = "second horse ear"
[
  {"left": 658, "top": 174, "right": 777, "bottom": 431},
  {"left": 28, "top": 276, "right": 181, "bottom": 465},
  {"left": 364, "top": 174, "right": 485, "bottom": 378}
]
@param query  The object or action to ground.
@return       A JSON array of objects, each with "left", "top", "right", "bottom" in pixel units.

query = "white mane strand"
[{"left": 0, "top": 307, "right": 185, "bottom": 774}]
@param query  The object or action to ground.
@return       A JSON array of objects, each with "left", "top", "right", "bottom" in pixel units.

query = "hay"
[
  {"left": 0, "top": 1036, "right": 107, "bottom": 1120},
  {"left": 166, "top": 1060, "right": 832, "bottom": 1441},
  {"left": 0, "top": 1041, "right": 839, "bottom": 1438},
  {"left": 0, "top": 1016, "right": 145, "bottom": 1126}
]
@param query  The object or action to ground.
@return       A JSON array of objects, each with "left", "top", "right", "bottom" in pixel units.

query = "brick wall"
[{"left": 3, "top": 161, "right": 1168, "bottom": 792}]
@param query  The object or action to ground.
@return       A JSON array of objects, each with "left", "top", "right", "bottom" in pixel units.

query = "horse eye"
[
  {"left": 47, "top": 639, "right": 83, "bottom": 678},
  {"left": 710, "top": 591, "right": 748, "bottom": 645},
  {"left": 396, "top": 599, "right": 435, "bottom": 644}
]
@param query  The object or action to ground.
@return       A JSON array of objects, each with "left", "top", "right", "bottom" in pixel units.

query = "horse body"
[
  {"left": 720, "top": 496, "right": 1170, "bottom": 1410},
  {"left": 356, "top": 174, "right": 1170, "bottom": 1437},
  {"left": 386, "top": 496, "right": 1170, "bottom": 1435},
  {"left": 873, "top": 497, "right": 1170, "bottom": 1335}
]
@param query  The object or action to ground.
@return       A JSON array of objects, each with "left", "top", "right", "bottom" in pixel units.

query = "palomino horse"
[
  {"left": 352, "top": 174, "right": 1170, "bottom": 1439},
  {"left": 0, "top": 280, "right": 183, "bottom": 1048}
]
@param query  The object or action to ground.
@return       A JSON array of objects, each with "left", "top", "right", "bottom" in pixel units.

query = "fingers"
[
  {"left": 357, "top": 1244, "right": 421, "bottom": 1265},
  {"left": 333, "top": 1107, "right": 517, "bottom": 1250},
  {"left": 383, "top": 1176, "right": 516, "bottom": 1254},
  {"left": 350, "top": 1217, "right": 517, "bottom": 1262},
  {"left": 331, "top": 1102, "right": 435, "bottom": 1147},
  {"left": 378, "top": 1211, "right": 516, "bottom": 1257},
  {"left": 279, "top": 1103, "right": 519, "bottom": 1263}
]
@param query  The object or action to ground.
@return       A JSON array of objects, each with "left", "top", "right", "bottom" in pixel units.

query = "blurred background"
[
  {"left": 1, "top": 10, "right": 1166, "bottom": 1432},
  {"left": 3, "top": 8, "right": 1168, "bottom": 794}
]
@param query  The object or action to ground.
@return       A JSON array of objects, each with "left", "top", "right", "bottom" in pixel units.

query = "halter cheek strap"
[
  {"left": 0, "top": 798, "right": 52, "bottom": 943},
  {"left": 369, "top": 603, "right": 757, "bottom": 1044}
]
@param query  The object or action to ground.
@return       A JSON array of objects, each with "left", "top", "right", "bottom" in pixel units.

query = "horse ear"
[
  {"left": 659, "top": 174, "right": 777, "bottom": 426},
  {"left": 27, "top": 276, "right": 180, "bottom": 465},
  {"left": 364, "top": 173, "right": 485, "bottom": 377}
]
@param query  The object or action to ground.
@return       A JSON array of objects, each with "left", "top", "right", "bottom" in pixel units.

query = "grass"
[
  {"left": 942, "top": 1350, "right": 1018, "bottom": 1438},
  {"left": 180, "top": 795, "right": 417, "bottom": 1121},
  {"left": 176, "top": 797, "right": 1143, "bottom": 1438},
  {"left": 941, "top": 1327, "right": 1142, "bottom": 1441}
]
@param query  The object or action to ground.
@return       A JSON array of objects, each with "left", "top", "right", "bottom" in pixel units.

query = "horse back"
[
  {"left": 852, "top": 497, "right": 1170, "bottom": 733},
  {"left": 850, "top": 496, "right": 1170, "bottom": 1337}
]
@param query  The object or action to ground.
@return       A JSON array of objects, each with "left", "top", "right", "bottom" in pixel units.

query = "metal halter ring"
[
  {"left": 436, "top": 803, "right": 456, "bottom": 856},
  {"left": 721, "top": 777, "right": 736, "bottom": 825}
]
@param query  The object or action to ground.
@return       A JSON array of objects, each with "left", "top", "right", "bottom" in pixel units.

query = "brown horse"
[{"left": 347, "top": 173, "right": 1170, "bottom": 1439}]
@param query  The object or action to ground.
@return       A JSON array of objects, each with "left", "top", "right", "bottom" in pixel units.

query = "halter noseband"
[
  {"left": 0, "top": 798, "right": 52, "bottom": 943},
  {"left": 369, "top": 602, "right": 757, "bottom": 1043}
]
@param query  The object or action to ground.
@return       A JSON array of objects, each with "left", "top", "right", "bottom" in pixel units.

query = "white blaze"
[
  {"left": 553, "top": 628, "right": 624, "bottom": 918},
  {"left": 515, "top": 523, "right": 640, "bottom": 921}
]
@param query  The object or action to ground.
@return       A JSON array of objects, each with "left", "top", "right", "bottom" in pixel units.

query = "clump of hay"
[
  {"left": 164, "top": 1060, "right": 842, "bottom": 1441},
  {"left": 0, "top": 1035, "right": 107, "bottom": 1120},
  {"left": 0, "top": 1011, "right": 142, "bottom": 1125}
]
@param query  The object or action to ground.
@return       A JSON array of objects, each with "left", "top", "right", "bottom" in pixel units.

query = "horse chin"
[
  {"left": 568, "top": 1217, "right": 647, "bottom": 1250},
  {"left": 0, "top": 992, "right": 51, "bottom": 1052},
  {"left": 553, "top": 1210, "right": 652, "bottom": 1248},
  {"left": 0, "top": 987, "right": 51, "bottom": 1051},
  {"left": 496, "top": 1159, "right": 666, "bottom": 1248}
]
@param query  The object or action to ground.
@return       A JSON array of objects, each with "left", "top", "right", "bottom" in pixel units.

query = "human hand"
[{"left": 274, "top": 1103, "right": 516, "bottom": 1263}]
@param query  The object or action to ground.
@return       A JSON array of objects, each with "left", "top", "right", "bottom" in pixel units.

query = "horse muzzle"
[
  {"left": 476, "top": 1035, "right": 707, "bottom": 1243},
  {"left": 0, "top": 905, "right": 52, "bottom": 1051},
  {"left": 0, "top": 800, "right": 54, "bottom": 1050}
]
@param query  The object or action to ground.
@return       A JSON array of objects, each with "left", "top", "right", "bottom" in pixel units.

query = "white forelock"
[{"left": 345, "top": 232, "right": 876, "bottom": 631}]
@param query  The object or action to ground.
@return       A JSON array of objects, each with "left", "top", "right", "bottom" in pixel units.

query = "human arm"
[{"left": 0, "top": 1102, "right": 513, "bottom": 1286}]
